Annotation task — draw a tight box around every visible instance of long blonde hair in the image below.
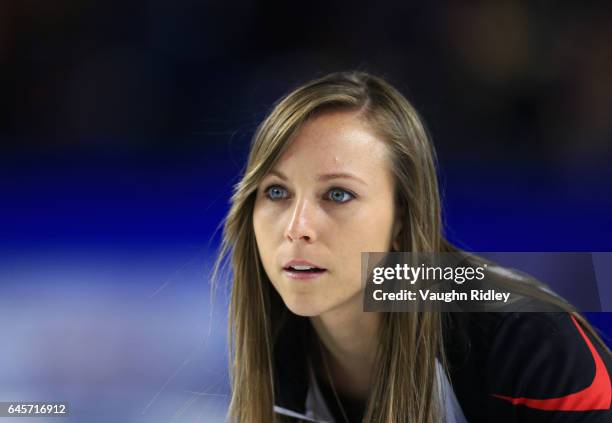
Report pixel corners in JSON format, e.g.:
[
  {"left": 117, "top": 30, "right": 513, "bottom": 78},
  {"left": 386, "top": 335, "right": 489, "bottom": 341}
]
[{"left": 212, "top": 71, "right": 610, "bottom": 422}]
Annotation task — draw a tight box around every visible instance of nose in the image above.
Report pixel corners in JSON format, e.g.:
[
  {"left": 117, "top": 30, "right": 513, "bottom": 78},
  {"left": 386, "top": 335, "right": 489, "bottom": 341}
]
[{"left": 284, "top": 198, "right": 317, "bottom": 243}]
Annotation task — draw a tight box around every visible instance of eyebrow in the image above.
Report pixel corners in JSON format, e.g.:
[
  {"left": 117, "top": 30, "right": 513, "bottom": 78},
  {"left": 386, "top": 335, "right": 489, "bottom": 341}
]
[{"left": 268, "top": 169, "right": 367, "bottom": 186}]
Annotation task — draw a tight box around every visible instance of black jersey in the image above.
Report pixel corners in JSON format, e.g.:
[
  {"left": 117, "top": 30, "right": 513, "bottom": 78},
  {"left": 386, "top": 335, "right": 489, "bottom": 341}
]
[
  {"left": 444, "top": 311, "right": 611, "bottom": 422},
  {"left": 273, "top": 311, "right": 612, "bottom": 422}
]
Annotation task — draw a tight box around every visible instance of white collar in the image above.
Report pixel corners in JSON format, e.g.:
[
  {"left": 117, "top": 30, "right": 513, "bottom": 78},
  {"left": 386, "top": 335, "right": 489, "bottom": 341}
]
[{"left": 274, "top": 359, "right": 468, "bottom": 422}]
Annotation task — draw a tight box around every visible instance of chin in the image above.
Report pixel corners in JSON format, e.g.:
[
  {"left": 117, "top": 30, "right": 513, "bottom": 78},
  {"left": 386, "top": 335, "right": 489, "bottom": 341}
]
[{"left": 282, "top": 295, "right": 327, "bottom": 317}]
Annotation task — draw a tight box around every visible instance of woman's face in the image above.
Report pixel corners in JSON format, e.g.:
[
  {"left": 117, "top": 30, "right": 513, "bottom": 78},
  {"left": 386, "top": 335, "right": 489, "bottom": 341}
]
[{"left": 253, "top": 109, "right": 400, "bottom": 317}]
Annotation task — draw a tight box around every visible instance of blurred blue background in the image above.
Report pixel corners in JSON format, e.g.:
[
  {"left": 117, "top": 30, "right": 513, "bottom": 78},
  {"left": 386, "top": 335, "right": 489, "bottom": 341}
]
[{"left": 1, "top": 1, "right": 611, "bottom": 422}]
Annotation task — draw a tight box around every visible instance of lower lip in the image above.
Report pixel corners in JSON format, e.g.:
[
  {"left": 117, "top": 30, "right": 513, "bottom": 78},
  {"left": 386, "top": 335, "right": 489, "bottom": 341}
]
[{"left": 283, "top": 269, "right": 327, "bottom": 280}]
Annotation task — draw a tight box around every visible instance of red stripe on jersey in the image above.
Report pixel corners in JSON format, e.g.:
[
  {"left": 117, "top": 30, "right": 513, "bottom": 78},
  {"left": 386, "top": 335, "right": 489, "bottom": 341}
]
[{"left": 492, "top": 314, "right": 611, "bottom": 411}]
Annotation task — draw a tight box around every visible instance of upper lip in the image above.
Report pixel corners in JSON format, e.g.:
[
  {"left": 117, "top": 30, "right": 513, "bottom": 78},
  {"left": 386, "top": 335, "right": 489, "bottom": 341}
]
[{"left": 283, "top": 259, "right": 326, "bottom": 270}]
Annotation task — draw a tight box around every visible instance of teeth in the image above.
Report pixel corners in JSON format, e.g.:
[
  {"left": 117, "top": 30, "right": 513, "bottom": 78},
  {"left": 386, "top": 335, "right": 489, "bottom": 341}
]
[{"left": 291, "top": 265, "right": 315, "bottom": 270}]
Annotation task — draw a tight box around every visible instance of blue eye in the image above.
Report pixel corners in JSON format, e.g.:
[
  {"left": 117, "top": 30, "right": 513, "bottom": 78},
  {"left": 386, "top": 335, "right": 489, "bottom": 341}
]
[
  {"left": 263, "top": 185, "right": 355, "bottom": 204},
  {"left": 264, "top": 185, "right": 288, "bottom": 201},
  {"left": 328, "top": 188, "right": 354, "bottom": 203}
]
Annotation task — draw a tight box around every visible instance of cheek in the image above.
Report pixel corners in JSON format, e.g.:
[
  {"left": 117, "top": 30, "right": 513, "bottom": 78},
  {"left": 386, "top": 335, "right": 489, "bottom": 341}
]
[
  {"left": 253, "top": 202, "right": 280, "bottom": 235},
  {"left": 339, "top": 206, "right": 395, "bottom": 251},
  {"left": 253, "top": 197, "right": 273, "bottom": 231},
  {"left": 334, "top": 216, "right": 394, "bottom": 292},
  {"left": 252, "top": 210, "right": 270, "bottom": 257},
  {"left": 341, "top": 256, "right": 364, "bottom": 290},
  {"left": 253, "top": 207, "right": 283, "bottom": 272}
]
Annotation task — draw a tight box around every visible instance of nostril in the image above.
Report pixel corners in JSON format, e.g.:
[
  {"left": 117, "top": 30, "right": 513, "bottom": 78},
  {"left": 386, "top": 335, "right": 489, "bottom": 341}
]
[{"left": 286, "top": 234, "right": 312, "bottom": 242}]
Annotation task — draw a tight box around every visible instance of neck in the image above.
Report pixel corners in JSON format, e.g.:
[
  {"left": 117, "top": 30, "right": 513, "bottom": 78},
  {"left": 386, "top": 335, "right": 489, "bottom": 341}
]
[{"left": 310, "top": 301, "right": 381, "bottom": 401}]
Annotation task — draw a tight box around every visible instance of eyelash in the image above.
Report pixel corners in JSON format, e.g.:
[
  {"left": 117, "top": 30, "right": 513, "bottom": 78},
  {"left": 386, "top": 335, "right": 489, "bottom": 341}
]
[{"left": 262, "top": 184, "right": 356, "bottom": 204}]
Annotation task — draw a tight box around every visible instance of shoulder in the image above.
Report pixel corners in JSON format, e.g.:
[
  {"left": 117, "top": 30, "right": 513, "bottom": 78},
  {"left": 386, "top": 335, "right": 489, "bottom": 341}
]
[{"left": 445, "top": 312, "right": 612, "bottom": 422}]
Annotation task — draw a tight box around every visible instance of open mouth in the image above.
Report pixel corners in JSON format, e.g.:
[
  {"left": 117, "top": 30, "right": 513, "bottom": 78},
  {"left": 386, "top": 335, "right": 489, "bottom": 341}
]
[
  {"left": 283, "top": 266, "right": 326, "bottom": 273},
  {"left": 282, "top": 264, "right": 328, "bottom": 280}
]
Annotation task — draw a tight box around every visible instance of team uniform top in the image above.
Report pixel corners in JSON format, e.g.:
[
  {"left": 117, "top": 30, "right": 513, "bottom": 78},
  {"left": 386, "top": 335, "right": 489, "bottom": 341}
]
[{"left": 272, "top": 311, "right": 612, "bottom": 422}]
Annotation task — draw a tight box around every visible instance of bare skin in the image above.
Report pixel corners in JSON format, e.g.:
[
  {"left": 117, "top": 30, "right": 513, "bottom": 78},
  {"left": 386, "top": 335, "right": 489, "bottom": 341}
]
[{"left": 253, "top": 109, "right": 401, "bottom": 400}]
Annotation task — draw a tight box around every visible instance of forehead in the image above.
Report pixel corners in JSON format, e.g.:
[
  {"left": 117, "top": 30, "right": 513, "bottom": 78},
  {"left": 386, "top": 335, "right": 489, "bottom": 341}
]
[{"left": 274, "top": 110, "right": 390, "bottom": 174}]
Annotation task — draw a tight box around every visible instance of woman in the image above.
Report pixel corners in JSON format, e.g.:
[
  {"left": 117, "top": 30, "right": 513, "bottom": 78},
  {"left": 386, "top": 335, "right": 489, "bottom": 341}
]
[{"left": 212, "top": 71, "right": 612, "bottom": 422}]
